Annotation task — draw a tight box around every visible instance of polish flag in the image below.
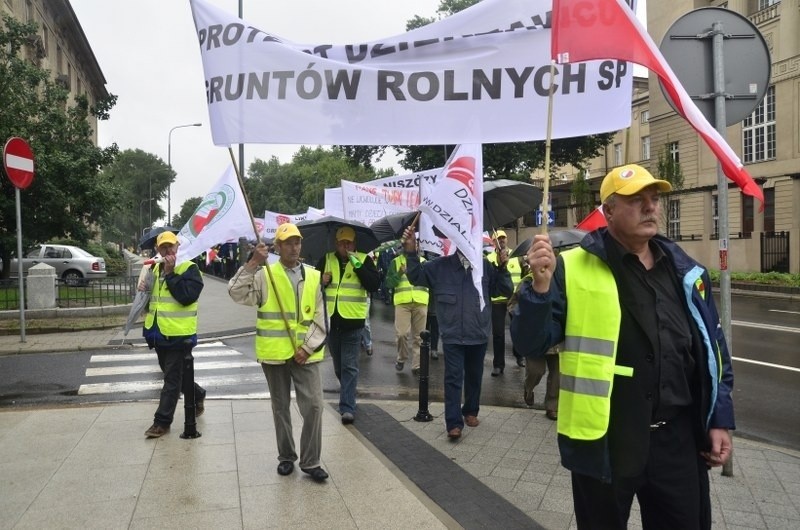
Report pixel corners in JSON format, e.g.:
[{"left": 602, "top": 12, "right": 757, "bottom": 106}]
[
  {"left": 206, "top": 248, "right": 218, "bottom": 267},
  {"left": 576, "top": 206, "right": 607, "bottom": 231},
  {"left": 551, "top": 0, "right": 764, "bottom": 207}
]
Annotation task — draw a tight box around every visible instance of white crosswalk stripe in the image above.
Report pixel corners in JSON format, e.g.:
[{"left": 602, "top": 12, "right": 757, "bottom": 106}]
[{"left": 78, "top": 341, "right": 269, "bottom": 398}]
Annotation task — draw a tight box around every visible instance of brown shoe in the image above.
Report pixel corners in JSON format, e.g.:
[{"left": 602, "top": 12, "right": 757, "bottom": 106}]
[
  {"left": 464, "top": 415, "right": 480, "bottom": 427},
  {"left": 546, "top": 410, "right": 558, "bottom": 421},
  {"left": 447, "top": 427, "right": 462, "bottom": 439},
  {"left": 145, "top": 423, "right": 169, "bottom": 438}
]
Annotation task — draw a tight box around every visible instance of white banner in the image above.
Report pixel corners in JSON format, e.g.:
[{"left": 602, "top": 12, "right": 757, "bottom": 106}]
[
  {"left": 189, "top": 0, "right": 632, "bottom": 145},
  {"left": 262, "top": 210, "right": 309, "bottom": 240},
  {"left": 176, "top": 165, "right": 256, "bottom": 264},
  {"left": 323, "top": 188, "right": 344, "bottom": 218},
  {"left": 306, "top": 206, "right": 325, "bottom": 220},
  {"left": 420, "top": 144, "right": 486, "bottom": 308},
  {"left": 341, "top": 180, "right": 419, "bottom": 227}
]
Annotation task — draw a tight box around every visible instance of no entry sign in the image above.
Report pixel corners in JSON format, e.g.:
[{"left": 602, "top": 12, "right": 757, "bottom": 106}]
[{"left": 3, "top": 137, "right": 35, "bottom": 190}]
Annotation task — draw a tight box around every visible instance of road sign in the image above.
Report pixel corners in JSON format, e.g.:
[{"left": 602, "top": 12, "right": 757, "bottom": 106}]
[
  {"left": 3, "top": 137, "right": 35, "bottom": 190},
  {"left": 536, "top": 210, "right": 555, "bottom": 226}
]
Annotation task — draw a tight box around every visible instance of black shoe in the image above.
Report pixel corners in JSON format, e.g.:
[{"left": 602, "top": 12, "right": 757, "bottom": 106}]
[
  {"left": 516, "top": 358, "right": 526, "bottom": 368},
  {"left": 430, "top": 350, "right": 439, "bottom": 360},
  {"left": 302, "top": 466, "right": 329, "bottom": 481},
  {"left": 491, "top": 367, "right": 502, "bottom": 377},
  {"left": 411, "top": 367, "right": 420, "bottom": 377},
  {"left": 524, "top": 390, "right": 534, "bottom": 407},
  {"left": 341, "top": 412, "right": 354, "bottom": 424},
  {"left": 195, "top": 399, "right": 205, "bottom": 417},
  {"left": 395, "top": 361, "right": 404, "bottom": 372},
  {"left": 277, "top": 461, "right": 294, "bottom": 476}
]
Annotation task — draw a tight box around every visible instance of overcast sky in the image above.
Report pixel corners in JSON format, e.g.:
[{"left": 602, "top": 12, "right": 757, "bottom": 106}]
[{"left": 70, "top": 0, "right": 646, "bottom": 223}]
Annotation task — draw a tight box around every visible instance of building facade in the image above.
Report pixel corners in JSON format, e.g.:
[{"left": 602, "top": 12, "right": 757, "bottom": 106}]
[{"left": 1, "top": 0, "right": 107, "bottom": 143}]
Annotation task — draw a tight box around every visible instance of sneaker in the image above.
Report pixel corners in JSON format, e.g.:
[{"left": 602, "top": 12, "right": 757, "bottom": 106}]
[
  {"left": 366, "top": 346, "right": 373, "bottom": 356},
  {"left": 341, "top": 412, "right": 354, "bottom": 425},
  {"left": 144, "top": 423, "right": 169, "bottom": 438},
  {"left": 430, "top": 350, "right": 439, "bottom": 360},
  {"left": 395, "top": 361, "right": 404, "bottom": 372}
]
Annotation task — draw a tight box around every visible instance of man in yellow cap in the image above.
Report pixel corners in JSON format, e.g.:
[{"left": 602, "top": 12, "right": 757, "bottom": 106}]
[
  {"left": 512, "top": 164, "right": 734, "bottom": 529},
  {"left": 486, "top": 229, "right": 524, "bottom": 376},
  {"left": 141, "top": 231, "right": 205, "bottom": 439},
  {"left": 228, "top": 223, "right": 329, "bottom": 481},
  {"left": 316, "top": 225, "right": 380, "bottom": 425}
]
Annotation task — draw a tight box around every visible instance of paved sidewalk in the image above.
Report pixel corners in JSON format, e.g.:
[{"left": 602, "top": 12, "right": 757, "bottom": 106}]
[{"left": 2, "top": 399, "right": 799, "bottom": 529}]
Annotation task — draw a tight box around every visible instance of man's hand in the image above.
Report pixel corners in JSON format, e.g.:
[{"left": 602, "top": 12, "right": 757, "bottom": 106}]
[
  {"left": 161, "top": 254, "right": 177, "bottom": 275},
  {"left": 497, "top": 247, "right": 509, "bottom": 268},
  {"left": 322, "top": 272, "right": 332, "bottom": 286},
  {"left": 701, "top": 428, "right": 733, "bottom": 467},
  {"left": 399, "top": 264, "right": 406, "bottom": 275},
  {"left": 247, "top": 242, "right": 269, "bottom": 269},
  {"left": 526, "top": 235, "right": 555, "bottom": 294},
  {"left": 401, "top": 227, "right": 416, "bottom": 253},
  {"left": 293, "top": 347, "right": 309, "bottom": 365}
]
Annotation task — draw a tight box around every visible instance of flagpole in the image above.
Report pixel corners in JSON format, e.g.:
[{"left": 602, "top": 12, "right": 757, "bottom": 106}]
[
  {"left": 540, "top": 59, "right": 556, "bottom": 238},
  {"left": 228, "top": 148, "right": 298, "bottom": 352}
]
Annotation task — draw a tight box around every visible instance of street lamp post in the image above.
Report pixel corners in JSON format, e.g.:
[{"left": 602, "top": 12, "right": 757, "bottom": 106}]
[
  {"left": 168, "top": 122, "right": 202, "bottom": 223},
  {"left": 139, "top": 198, "right": 155, "bottom": 241}
]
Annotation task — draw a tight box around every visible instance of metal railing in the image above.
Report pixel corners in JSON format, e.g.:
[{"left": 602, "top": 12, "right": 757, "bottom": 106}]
[{"left": 0, "top": 277, "right": 136, "bottom": 311}]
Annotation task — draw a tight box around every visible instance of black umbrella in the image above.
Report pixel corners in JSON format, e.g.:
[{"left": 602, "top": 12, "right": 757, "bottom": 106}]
[
  {"left": 295, "top": 216, "right": 379, "bottom": 261},
  {"left": 139, "top": 226, "right": 180, "bottom": 251},
  {"left": 370, "top": 211, "right": 420, "bottom": 243},
  {"left": 511, "top": 228, "right": 588, "bottom": 258},
  {"left": 483, "top": 179, "right": 544, "bottom": 231}
]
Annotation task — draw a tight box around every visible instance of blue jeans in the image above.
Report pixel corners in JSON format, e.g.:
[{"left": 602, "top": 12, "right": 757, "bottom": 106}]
[
  {"left": 442, "top": 342, "right": 487, "bottom": 430},
  {"left": 329, "top": 327, "right": 362, "bottom": 415}
]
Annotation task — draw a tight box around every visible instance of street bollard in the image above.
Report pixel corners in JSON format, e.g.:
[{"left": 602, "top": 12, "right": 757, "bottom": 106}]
[
  {"left": 180, "top": 339, "right": 202, "bottom": 439},
  {"left": 414, "top": 330, "right": 433, "bottom": 422}
]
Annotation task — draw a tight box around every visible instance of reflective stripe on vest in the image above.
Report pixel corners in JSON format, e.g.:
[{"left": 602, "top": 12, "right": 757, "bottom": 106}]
[
  {"left": 255, "top": 264, "right": 323, "bottom": 363},
  {"left": 558, "top": 248, "right": 632, "bottom": 441},
  {"left": 324, "top": 252, "right": 368, "bottom": 319},
  {"left": 144, "top": 261, "right": 199, "bottom": 336},
  {"left": 392, "top": 255, "right": 429, "bottom": 305},
  {"left": 487, "top": 251, "right": 521, "bottom": 302}
]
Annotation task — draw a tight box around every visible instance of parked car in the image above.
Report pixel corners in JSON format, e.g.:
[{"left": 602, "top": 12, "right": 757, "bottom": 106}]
[{"left": 6, "top": 244, "right": 107, "bottom": 284}]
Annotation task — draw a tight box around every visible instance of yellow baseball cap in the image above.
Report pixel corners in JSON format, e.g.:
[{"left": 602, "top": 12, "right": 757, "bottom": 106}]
[
  {"left": 275, "top": 223, "right": 302, "bottom": 242},
  {"left": 493, "top": 230, "right": 507, "bottom": 239},
  {"left": 336, "top": 226, "right": 356, "bottom": 242},
  {"left": 156, "top": 232, "right": 178, "bottom": 247},
  {"left": 600, "top": 164, "right": 672, "bottom": 203}
]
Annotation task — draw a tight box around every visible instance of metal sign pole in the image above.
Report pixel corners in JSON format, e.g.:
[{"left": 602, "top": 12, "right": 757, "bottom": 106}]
[{"left": 15, "top": 187, "right": 26, "bottom": 342}]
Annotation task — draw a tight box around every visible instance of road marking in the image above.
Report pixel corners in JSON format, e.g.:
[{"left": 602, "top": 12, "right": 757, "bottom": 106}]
[
  {"left": 90, "top": 350, "right": 244, "bottom": 363},
  {"left": 78, "top": 372, "right": 267, "bottom": 395},
  {"left": 86, "top": 360, "right": 258, "bottom": 376},
  {"left": 732, "top": 357, "right": 800, "bottom": 373},
  {"left": 769, "top": 309, "right": 800, "bottom": 315},
  {"left": 732, "top": 320, "right": 800, "bottom": 334}
]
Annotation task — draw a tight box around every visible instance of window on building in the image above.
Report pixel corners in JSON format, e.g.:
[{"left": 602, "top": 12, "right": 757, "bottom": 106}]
[
  {"left": 758, "top": 0, "right": 779, "bottom": 10},
  {"left": 642, "top": 136, "right": 651, "bottom": 160},
  {"left": 614, "top": 143, "right": 623, "bottom": 166},
  {"left": 25, "top": 0, "right": 32, "bottom": 21},
  {"left": 640, "top": 109, "right": 649, "bottom": 124},
  {"left": 669, "top": 141, "right": 680, "bottom": 164},
  {"left": 742, "top": 85, "right": 776, "bottom": 163},
  {"left": 668, "top": 199, "right": 680, "bottom": 240},
  {"left": 56, "top": 45, "right": 62, "bottom": 73},
  {"left": 764, "top": 188, "right": 775, "bottom": 233},
  {"left": 742, "top": 195, "right": 754, "bottom": 236},
  {"left": 711, "top": 195, "right": 719, "bottom": 239}
]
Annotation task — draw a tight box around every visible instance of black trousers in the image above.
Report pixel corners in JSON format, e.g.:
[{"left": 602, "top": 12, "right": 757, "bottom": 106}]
[
  {"left": 154, "top": 344, "right": 206, "bottom": 427},
  {"left": 571, "top": 411, "right": 710, "bottom": 530},
  {"left": 491, "top": 303, "right": 521, "bottom": 368}
]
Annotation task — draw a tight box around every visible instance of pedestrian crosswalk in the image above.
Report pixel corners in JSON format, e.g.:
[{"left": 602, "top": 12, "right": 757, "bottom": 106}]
[{"left": 78, "top": 341, "right": 270, "bottom": 398}]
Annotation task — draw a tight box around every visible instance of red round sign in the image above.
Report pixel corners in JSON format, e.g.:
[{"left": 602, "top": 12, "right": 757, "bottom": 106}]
[{"left": 3, "top": 137, "right": 35, "bottom": 190}]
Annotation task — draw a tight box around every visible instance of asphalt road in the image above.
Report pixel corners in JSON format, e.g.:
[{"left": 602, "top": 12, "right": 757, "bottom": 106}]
[{"left": 0, "top": 292, "right": 797, "bottom": 452}]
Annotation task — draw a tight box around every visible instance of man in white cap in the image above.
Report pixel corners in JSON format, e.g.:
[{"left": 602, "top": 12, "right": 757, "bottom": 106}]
[
  {"left": 228, "top": 223, "right": 329, "bottom": 482},
  {"left": 512, "top": 164, "right": 734, "bottom": 529},
  {"left": 142, "top": 231, "right": 205, "bottom": 438}
]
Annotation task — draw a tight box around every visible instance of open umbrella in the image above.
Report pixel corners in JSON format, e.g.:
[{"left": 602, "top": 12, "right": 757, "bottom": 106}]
[
  {"left": 483, "top": 179, "right": 544, "bottom": 230},
  {"left": 139, "top": 226, "right": 180, "bottom": 251},
  {"left": 295, "top": 216, "right": 379, "bottom": 262},
  {"left": 511, "top": 228, "right": 588, "bottom": 258},
  {"left": 370, "top": 211, "right": 419, "bottom": 243}
]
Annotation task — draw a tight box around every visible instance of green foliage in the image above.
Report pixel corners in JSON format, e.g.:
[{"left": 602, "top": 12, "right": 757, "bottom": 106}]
[
  {"left": 570, "top": 171, "right": 593, "bottom": 221},
  {"left": 0, "top": 14, "right": 118, "bottom": 277},
  {"left": 656, "top": 143, "right": 684, "bottom": 191},
  {"left": 245, "top": 147, "right": 376, "bottom": 214},
  {"left": 172, "top": 197, "right": 202, "bottom": 229},
  {"left": 707, "top": 269, "right": 800, "bottom": 287}
]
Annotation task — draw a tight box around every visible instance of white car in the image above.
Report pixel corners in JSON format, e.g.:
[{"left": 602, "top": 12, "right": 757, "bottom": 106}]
[{"left": 7, "top": 244, "right": 107, "bottom": 284}]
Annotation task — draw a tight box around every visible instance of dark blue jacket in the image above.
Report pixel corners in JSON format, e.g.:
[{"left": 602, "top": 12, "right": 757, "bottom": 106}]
[
  {"left": 406, "top": 252, "right": 513, "bottom": 345},
  {"left": 511, "top": 229, "right": 734, "bottom": 481}
]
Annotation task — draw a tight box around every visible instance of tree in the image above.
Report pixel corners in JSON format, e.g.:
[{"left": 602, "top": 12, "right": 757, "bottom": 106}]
[
  {"left": 96, "top": 149, "right": 172, "bottom": 248},
  {"left": 244, "top": 147, "right": 376, "bottom": 214},
  {"left": 172, "top": 197, "right": 202, "bottom": 230},
  {"left": 570, "top": 170, "right": 594, "bottom": 224},
  {"left": 335, "top": 1, "right": 614, "bottom": 180},
  {"left": 0, "top": 14, "right": 118, "bottom": 276}
]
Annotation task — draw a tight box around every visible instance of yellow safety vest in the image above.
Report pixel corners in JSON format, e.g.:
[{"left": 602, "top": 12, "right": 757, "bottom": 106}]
[
  {"left": 558, "top": 248, "right": 633, "bottom": 441},
  {"left": 392, "top": 255, "right": 429, "bottom": 305},
  {"left": 324, "top": 252, "right": 368, "bottom": 319},
  {"left": 144, "top": 261, "right": 199, "bottom": 336},
  {"left": 487, "top": 251, "right": 522, "bottom": 302},
  {"left": 255, "top": 264, "right": 323, "bottom": 363}
]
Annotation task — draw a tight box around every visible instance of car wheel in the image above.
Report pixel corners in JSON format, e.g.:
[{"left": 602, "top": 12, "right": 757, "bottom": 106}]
[{"left": 63, "top": 270, "right": 84, "bottom": 286}]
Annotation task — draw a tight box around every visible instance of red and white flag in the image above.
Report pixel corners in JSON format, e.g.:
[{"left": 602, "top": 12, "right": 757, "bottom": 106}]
[
  {"left": 420, "top": 144, "right": 486, "bottom": 308},
  {"left": 176, "top": 165, "right": 255, "bottom": 264},
  {"left": 551, "top": 0, "right": 764, "bottom": 206},
  {"left": 576, "top": 206, "right": 607, "bottom": 231}
]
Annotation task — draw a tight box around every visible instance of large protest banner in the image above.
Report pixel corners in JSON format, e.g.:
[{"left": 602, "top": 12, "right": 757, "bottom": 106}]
[
  {"left": 262, "top": 210, "right": 309, "bottom": 240},
  {"left": 189, "top": 0, "right": 633, "bottom": 146}
]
